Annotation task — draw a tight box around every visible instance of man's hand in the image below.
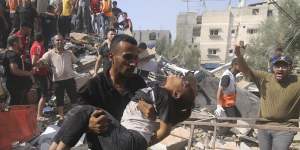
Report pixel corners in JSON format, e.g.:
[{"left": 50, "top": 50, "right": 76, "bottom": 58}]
[
  {"left": 88, "top": 109, "right": 110, "bottom": 134},
  {"left": 234, "top": 45, "right": 241, "bottom": 57},
  {"left": 137, "top": 100, "right": 156, "bottom": 121},
  {"left": 214, "top": 105, "right": 225, "bottom": 117}
]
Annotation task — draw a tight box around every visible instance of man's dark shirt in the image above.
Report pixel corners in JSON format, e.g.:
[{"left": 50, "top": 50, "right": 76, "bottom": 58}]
[
  {"left": 14, "top": 5, "right": 38, "bottom": 29},
  {"left": 220, "top": 75, "right": 230, "bottom": 88},
  {"left": 98, "top": 42, "right": 111, "bottom": 71},
  {"left": 112, "top": 7, "right": 122, "bottom": 18},
  {"left": 40, "top": 13, "right": 57, "bottom": 39},
  {"left": 78, "top": 71, "right": 146, "bottom": 121},
  {"left": 3, "top": 50, "right": 31, "bottom": 88},
  {"left": 131, "top": 85, "right": 192, "bottom": 125}
]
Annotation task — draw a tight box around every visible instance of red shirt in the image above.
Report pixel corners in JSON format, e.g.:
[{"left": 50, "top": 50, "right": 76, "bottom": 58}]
[
  {"left": 91, "top": 0, "right": 102, "bottom": 14},
  {"left": 30, "top": 41, "right": 48, "bottom": 76}
]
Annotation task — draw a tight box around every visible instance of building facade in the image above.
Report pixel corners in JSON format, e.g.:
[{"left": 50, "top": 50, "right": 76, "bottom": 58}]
[
  {"left": 133, "top": 30, "right": 172, "bottom": 47},
  {"left": 176, "top": 1, "right": 278, "bottom": 69}
]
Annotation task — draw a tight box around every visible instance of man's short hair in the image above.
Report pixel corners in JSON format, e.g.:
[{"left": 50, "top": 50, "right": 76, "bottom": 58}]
[
  {"left": 7, "top": 35, "right": 19, "bottom": 47},
  {"left": 51, "top": 34, "right": 64, "bottom": 44},
  {"left": 34, "top": 32, "right": 44, "bottom": 42},
  {"left": 110, "top": 34, "right": 137, "bottom": 53},
  {"left": 105, "top": 28, "right": 116, "bottom": 35},
  {"left": 138, "top": 42, "right": 147, "bottom": 50},
  {"left": 113, "top": 1, "right": 117, "bottom": 5}
]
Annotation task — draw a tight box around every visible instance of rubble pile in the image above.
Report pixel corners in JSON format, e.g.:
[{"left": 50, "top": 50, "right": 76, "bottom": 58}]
[{"left": 6, "top": 35, "right": 300, "bottom": 149}]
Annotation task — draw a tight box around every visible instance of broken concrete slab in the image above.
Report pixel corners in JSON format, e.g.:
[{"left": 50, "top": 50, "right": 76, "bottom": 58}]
[
  {"left": 149, "top": 127, "right": 190, "bottom": 150},
  {"left": 232, "top": 120, "right": 252, "bottom": 135}
]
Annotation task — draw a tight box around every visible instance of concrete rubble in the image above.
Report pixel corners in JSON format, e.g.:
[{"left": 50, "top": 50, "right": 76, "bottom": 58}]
[{"left": 8, "top": 32, "right": 300, "bottom": 150}]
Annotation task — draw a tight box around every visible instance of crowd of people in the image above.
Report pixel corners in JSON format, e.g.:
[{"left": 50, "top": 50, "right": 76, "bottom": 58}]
[
  {"left": 0, "top": 0, "right": 299, "bottom": 150},
  {"left": 0, "top": 0, "right": 134, "bottom": 120}
]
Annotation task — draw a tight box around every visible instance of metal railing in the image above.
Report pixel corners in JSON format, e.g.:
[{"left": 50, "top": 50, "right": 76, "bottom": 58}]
[{"left": 182, "top": 117, "right": 300, "bottom": 150}]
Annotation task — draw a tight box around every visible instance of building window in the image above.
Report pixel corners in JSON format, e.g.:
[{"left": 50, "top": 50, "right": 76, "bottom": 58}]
[
  {"left": 208, "top": 48, "right": 218, "bottom": 55},
  {"left": 231, "top": 29, "right": 235, "bottom": 34},
  {"left": 209, "top": 29, "right": 221, "bottom": 39},
  {"left": 196, "top": 16, "right": 202, "bottom": 24},
  {"left": 229, "top": 49, "right": 233, "bottom": 53},
  {"left": 267, "top": 10, "right": 273, "bottom": 17},
  {"left": 149, "top": 32, "right": 156, "bottom": 40},
  {"left": 247, "top": 28, "right": 258, "bottom": 34},
  {"left": 188, "top": 45, "right": 192, "bottom": 48},
  {"left": 210, "top": 29, "right": 219, "bottom": 36},
  {"left": 252, "top": 9, "right": 259, "bottom": 15},
  {"left": 193, "top": 27, "right": 201, "bottom": 37},
  {"left": 194, "top": 45, "right": 198, "bottom": 48}
]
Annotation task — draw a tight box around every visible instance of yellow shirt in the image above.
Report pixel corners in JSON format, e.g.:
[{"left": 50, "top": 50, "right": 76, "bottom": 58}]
[{"left": 62, "top": 0, "right": 72, "bottom": 16}]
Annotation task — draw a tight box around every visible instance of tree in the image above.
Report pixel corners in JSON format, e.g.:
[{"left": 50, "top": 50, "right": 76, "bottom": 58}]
[
  {"left": 156, "top": 38, "right": 201, "bottom": 70},
  {"left": 246, "top": 0, "right": 300, "bottom": 70}
]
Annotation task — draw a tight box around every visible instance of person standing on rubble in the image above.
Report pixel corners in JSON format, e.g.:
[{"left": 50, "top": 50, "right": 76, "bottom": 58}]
[
  {"left": 58, "top": 0, "right": 75, "bottom": 37},
  {"left": 4, "top": 35, "right": 33, "bottom": 105},
  {"left": 215, "top": 58, "right": 241, "bottom": 118},
  {"left": 37, "top": 34, "right": 82, "bottom": 120},
  {"left": 93, "top": 28, "right": 116, "bottom": 76},
  {"left": 90, "top": 0, "right": 102, "bottom": 35},
  {"left": 30, "top": 33, "right": 49, "bottom": 121},
  {"left": 235, "top": 45, "right": 300, "bottom": 150}
]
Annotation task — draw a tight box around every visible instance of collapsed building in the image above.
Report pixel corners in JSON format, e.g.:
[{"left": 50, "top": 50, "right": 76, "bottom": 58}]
[{"left": 1, "top": 33, "right": 299, "bottom": 150}]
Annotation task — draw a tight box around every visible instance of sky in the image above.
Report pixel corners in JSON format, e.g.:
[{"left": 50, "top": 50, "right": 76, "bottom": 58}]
[{"left": 118, "top": 0, "right": 263, "bottom": 39}]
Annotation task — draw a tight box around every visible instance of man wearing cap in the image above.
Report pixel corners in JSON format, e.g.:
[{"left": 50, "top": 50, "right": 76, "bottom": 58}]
[{"left": 235, "top": 45, "right": 300, "bottom": 150}]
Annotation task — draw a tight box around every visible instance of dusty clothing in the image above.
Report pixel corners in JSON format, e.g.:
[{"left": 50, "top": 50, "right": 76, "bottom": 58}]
[
  {"left": 122, "top": 86, "right": 192, "bottom": 143},
  {"left": 97, "top": 41, "right": 110, "bottom": 71},
  {"left": 251, "top": 70, "right": 300, "bottom": 126},
  {"left": 53, "top": 85, "right": 191, "bottom": 149},
  {"left": 257, "top": 129, "right": 297, "bottom": 150},
  {"left": 53, "top": 105, "right": 148, "bottom": 150},
  {"left": 67, "top": 71, "right": 146, "bottom": 149},
  {"left": 40, "top": 49, "right": 78, "bottom": 82},
  {"left": 219, "top": 69, "right": 237, "bottom": 108}
]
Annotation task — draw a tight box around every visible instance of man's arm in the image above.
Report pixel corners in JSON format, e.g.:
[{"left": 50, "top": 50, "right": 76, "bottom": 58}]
[
  {"left": 235, "top": 45, "right": 255, "bottom": 79},
  {"left": 9, "top": 63, "right": 32, "bottom": 76},
  {"left": 149, "top": 120, "right": 172, "bottom": 146},
  {"left": 216, "top": 86, "right": 223, "bottom": 105},
  {"left": 93, "top": 55, "right": 102, "bottom": 76}
]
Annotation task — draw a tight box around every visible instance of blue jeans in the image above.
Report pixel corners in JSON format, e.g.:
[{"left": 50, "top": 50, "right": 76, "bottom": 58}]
[
  {"left": 257, "top": 129, "right": 296, "bottom": 150},
  {"left": 91, "top": 13, "right": 103, "bottom": 35}
]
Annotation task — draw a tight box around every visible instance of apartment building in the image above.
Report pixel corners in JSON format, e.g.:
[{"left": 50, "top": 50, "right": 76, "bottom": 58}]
[
  {"left": 133, "top": 30, "right": 172, "bottom": 48},
  {"left": 176, "top": 1, "right": 278, "bottom": 70}
]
